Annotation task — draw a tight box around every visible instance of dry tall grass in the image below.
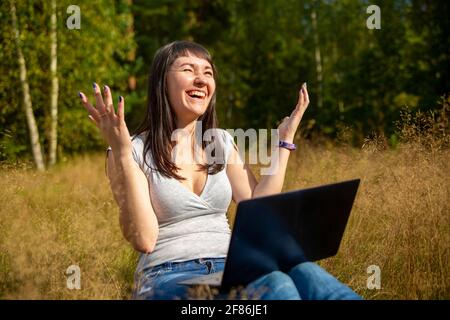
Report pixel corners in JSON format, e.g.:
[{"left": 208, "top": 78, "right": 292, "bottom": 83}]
[
  {"left": 0, "top": 155, "right": 137, "bottom": 299},
  {"left": 1, "top": 102, "right": 449, "bottom": 299}
]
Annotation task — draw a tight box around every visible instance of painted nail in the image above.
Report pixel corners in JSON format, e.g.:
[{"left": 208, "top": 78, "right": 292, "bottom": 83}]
[
  {"left": 93, "top": 82, "right": 97, "bottom": 90},
  {"left": 78, "top": 92, "right": 82, "bottom": 99},
  {"left": 119, "top": 96, "right": 123, "bottom": 102},
  {"left": 104, "top": 85, "right": 109, "bottom": 92}
]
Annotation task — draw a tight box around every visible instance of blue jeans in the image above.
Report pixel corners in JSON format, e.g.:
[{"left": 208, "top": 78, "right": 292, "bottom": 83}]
[{"left": 133, "top": 258, "right": 362, "bottom": 300}]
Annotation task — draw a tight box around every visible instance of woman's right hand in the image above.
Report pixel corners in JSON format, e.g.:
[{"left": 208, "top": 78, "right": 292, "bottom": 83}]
[{"left": 79, "top": 83, "right": 132, "bottom": 157}]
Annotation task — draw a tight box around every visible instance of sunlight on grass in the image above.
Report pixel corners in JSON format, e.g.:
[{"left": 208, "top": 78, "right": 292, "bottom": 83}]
[{"left": 1, "top": 104, "right": 449, "bottom": 299}]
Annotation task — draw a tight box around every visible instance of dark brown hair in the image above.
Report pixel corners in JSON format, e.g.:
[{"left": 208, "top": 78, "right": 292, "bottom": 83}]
[{"left": 132, "top": 41, "right": 224, "bottom": 180}]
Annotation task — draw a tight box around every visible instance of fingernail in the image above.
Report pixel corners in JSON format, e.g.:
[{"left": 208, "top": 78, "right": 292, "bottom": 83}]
[
  {"left": 119, "top": 96, "right": 123, "bottom": 102},
  {"left": 78, "top": 92, "right": 82, "bottom": 99},
  {"left": 93, "top": 82, "right": 97, "bottom": 90},
  {"left": 104, "top": 85, "right": 109, "bottom": 92},
  {"left": 302, "top": 82, "right": 306, "bottom": 88}
]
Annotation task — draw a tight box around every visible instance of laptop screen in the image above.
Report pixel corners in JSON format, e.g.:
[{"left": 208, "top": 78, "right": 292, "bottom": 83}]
[{"left": 220, "top": 179, "right": 360, "bottom": 291}]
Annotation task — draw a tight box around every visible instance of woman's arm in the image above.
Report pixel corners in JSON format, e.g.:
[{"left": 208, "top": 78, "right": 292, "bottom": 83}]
[
  {"left": 226, "top": 142, "right": 291, "bottom": 203},
  {"left": 227, "top": 83, "right": 309, "bottom": 203},
  {"left": 80, "top": 84, "right": 158, "bottom": 253},
  {"left": 107, "top": 150, "right": 159, "bottom": 253}
]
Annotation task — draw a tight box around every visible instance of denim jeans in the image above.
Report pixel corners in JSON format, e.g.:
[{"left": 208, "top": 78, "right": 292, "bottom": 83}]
[{"left": 133, "top": 258, "right": 362, "bottom": 300}]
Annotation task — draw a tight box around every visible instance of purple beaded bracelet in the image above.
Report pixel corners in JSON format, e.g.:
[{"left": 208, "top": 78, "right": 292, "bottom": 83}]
[{"left": 279, "top": 140, "right": 297, "bottom": 151}]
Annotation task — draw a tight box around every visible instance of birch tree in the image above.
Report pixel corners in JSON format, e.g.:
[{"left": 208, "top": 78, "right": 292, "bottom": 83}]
[
  {"left": 10, "top": 0, "right": 45, "bottom": 170},
  {"left": 48, "top": 0, "right": 58, "bottom": 166}
]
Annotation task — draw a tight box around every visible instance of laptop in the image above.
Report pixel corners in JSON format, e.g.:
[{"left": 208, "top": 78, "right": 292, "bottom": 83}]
[{"left": 179, "top": 178, "right": 361, "bottom": 292}]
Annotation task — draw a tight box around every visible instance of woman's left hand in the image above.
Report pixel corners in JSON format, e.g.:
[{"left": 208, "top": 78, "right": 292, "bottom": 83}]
[{"left": 277, "top": 83, "right": 310, "bottom": 142}]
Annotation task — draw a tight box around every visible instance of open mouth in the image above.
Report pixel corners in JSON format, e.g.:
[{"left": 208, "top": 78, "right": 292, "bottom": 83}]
[{"left": 185, "top": 90, "right": 207, "bottom": 100}]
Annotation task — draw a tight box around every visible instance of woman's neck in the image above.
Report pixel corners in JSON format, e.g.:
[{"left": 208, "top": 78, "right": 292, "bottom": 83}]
[
  {"left": 172, "top": 118, "right": 203, "bottom": 160},
  {"left": 175, "top": 119, "right": 197, "bottom": 139},
  {"left": 175, "top": 118, "right": 202, "bottom": 143}
]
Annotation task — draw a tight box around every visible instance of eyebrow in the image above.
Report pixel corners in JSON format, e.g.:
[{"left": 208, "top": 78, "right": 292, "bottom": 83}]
[{"left": 177, "top": 62, "right": 213, "bottom": 71}]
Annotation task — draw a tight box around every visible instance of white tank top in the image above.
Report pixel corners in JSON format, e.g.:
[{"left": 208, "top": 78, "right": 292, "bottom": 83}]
[{"left": 131, "top": 128, "right": 235, "bottom": 271}]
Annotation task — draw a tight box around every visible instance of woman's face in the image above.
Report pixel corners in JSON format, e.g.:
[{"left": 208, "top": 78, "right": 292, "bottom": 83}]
[{"left": 166, "top": 54, "right": 216, "bottom": 125}]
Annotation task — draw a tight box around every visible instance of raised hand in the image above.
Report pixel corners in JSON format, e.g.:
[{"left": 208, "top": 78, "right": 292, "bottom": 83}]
[
  {"left": 277, "top": 82, "right": 310, "bottom": 142},
  {"left": 79, "top": 83, "right": 132, "bottom": 157}
]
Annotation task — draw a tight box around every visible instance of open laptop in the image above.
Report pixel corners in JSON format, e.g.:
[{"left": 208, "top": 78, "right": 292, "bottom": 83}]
[{"left": 179, "top": 178, "right": 361, "bottom": 292}]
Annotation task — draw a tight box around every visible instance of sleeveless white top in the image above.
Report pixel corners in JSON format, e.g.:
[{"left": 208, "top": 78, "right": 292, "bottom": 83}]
[{"left": 131, "top": 128, "right": 235, "bottom": 271}]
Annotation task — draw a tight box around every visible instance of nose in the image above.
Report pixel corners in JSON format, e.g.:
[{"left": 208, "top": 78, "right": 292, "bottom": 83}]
[{"left": 193, "top": 72, "right": 208, "bottom": 86}]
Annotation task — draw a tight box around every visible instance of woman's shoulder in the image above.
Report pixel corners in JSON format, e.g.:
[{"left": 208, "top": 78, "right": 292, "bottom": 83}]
[
  {"left": 210, "top": 128, "right": 234, "bottom": 144},
  {"left": 131, "top": 131, "right": 148, "bottom": 150},
  {"left": 210, "top": 128, "right": 236, "bottom": 164},
  {"left": 130, "top": 131, "right": 153, "bottom": 169}
]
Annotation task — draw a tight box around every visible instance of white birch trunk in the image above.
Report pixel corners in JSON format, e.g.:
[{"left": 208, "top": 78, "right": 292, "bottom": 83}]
[
  {"left": 10, "top": 0, "right": 45, "bottom": 171},
  {"left": 49, "top": 0, "right": 59, "bottom": 166}
]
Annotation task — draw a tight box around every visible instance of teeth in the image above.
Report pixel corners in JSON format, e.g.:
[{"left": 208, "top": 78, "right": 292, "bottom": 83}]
[{"left": 186, "top": 90, "right": 206, "bottom": 98}]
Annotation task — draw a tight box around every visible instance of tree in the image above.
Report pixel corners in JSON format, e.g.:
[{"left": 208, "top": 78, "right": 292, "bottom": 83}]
[
  {"left": 48, "top": 0, "right": 58, "bottom": 166},
  {"left": 0, "top": 0, "right": 136, "bottom": 165},
  {"left": 9, "top": 0, "right": 45, "bottom": 170}
]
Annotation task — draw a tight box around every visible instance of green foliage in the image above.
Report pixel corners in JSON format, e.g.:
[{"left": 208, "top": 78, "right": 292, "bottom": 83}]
[
  {"left": 0, "top": 0, "right": 448, "bottom": 162},
  {"left": 130, "top": 0, "right": 449, "bottom": 142},
  {"left": 0, "top": 0, "right": 136, "bottom": 161}
]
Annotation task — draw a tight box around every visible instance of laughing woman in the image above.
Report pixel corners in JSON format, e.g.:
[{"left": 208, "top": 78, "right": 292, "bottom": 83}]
[{"left": 79, "top": 41, "right": 361, "bottom": 300}]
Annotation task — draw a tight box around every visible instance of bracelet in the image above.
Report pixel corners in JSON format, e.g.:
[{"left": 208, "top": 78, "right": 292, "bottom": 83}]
[{"left": 279, "top": 140, "right": 297, "bottom": 151}]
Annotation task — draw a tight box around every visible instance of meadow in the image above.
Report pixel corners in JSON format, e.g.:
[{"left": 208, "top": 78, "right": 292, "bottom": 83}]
[{"left": 1, "top": 107, "right": 449, "bottom": 299}]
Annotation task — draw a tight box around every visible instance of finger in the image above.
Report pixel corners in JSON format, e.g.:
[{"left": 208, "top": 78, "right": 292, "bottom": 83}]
[
  {"left": 277, "top": 116, "right": 289, "bottom": 127},
  {"left": 302, "top": 82, "right": 309, "bottom": 106},
  {"left": 103, "top": 85, "right": 115, "bottom": 116},
  {"left": 93, "top": 82, "right": 106, "bottom": 113},
  {"left": 303, "top": 83, "right": 310, "bottom": 104},
  {"left": 88, "top": 115, "right": 99, "bottom": 126},
  {"left": 290, "top": 107, "right": 302, "bottom": 122},
  {"left": 296, "top": 84, "right": 305, "bottom": 107},
  {"left": 290, "top": 87, "right": 304, "bottom": 118},
  {"left": 117, "top": 96, "right": 125, "bottom": 122},
  {"left": 300, "top": 82, "right": 307, "bottom": 106},
  {"left": 79, "top": 92, "right": 101, "bottom": 123}
]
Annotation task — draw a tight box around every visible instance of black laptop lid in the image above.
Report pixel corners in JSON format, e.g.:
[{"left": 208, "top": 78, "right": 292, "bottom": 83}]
[{"left": 220, "top": 179, "right": 360, "bottom": 291}]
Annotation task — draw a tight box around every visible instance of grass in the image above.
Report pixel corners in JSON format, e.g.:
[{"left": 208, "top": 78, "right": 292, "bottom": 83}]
[
  {"left": 1, "top": 102, "right": 449, "bottom": 299},
  {"left": 0, "top": 155, "right": 137, "bottom": 299}
]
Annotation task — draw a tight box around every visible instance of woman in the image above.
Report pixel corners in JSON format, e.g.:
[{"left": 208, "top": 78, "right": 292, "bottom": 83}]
[{"left": 79, "top": 41, "right": 361, "bottom": 300}]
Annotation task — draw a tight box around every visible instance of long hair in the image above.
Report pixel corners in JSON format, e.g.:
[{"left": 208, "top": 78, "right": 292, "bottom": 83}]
[{"left": 132, "top": 41, "right": 224, "bottom": 180}]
